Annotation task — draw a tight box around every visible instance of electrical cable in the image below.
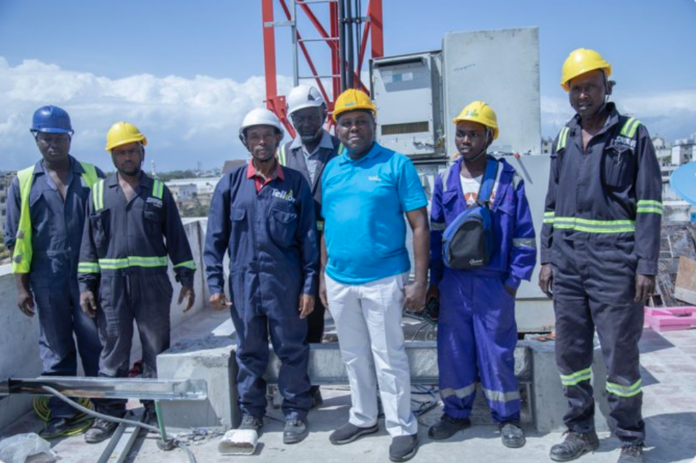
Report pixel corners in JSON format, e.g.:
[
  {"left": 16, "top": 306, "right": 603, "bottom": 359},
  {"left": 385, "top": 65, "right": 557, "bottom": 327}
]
[{"left": 42, "top": 386, "right": 197, "bottom": 463}]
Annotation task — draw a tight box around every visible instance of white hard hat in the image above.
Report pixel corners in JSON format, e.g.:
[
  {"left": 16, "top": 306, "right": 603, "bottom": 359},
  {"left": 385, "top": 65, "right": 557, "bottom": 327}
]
[
  {"left": 287, "top": 85, "right": 326, "bottom": 116},
  {"left": 239, "top": 108, "right": 284, "bottom": 137}
]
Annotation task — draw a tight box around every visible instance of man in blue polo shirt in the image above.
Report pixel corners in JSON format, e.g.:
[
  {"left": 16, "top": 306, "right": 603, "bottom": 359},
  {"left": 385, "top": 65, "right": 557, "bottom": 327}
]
[{"left": 320, "top": 89, "right": 429, "bottom": 463}]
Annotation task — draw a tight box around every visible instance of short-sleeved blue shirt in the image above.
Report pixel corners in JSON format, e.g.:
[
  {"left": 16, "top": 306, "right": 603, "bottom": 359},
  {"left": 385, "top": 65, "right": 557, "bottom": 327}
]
[{"left": 321, "top": 142, "right": 428, "bottom": 285}]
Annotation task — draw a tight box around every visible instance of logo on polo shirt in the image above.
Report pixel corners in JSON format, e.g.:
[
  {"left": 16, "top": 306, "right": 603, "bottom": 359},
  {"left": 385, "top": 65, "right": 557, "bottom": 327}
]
[
  {"left": 272, "top": 188, "right": 296, "bottom": 203},
  {"left": 368, "top": 175, "right": 382, "bottom": 182}
]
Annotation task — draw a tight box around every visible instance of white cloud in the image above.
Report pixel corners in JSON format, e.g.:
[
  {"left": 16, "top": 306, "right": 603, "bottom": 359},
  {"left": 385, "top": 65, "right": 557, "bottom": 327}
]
[
  {"left": 0, "top": 56, "right": 294, "bottom": 171},
  {"left": 2, "top": 56, "right": 694, "bottom": 171}
]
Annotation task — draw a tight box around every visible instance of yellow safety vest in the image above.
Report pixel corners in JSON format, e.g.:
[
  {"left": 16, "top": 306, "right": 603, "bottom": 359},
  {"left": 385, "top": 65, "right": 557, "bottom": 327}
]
[{"left": 12, "top": 162, "right": 99, "bottom": 274}]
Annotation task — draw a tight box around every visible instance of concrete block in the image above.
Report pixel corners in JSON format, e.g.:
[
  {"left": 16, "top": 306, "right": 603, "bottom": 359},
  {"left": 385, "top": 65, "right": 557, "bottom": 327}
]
[
  {"left": 157, "top": 335, "right": 238, "bottom": 431},
  {"left": 528, "top": 339, "right": 610, "bottom": 433}
]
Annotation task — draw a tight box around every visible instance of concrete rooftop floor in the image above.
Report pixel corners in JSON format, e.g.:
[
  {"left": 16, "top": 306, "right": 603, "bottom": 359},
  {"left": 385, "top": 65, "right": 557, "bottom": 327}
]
[{"left": 2, "top": 309, "right": 696, "bottom": 463}]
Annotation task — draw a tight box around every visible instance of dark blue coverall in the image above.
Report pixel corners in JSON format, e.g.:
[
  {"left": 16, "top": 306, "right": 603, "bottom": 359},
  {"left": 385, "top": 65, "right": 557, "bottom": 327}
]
[
  {"left": 278, "top": 131, "right": 340, "bottom": 378},
  {"left": 430, "top": 156, "right": 536, "bottom": 423},
  {"left": 204, "top": 163, "right": 318, "bottom": 421},
  {"left": 4, "top": 156, "right": 107, "bottom": 417},
  {"left": 541, "top": 103, "right": 662, "bottom": 444},
  {"left": 78, "top": 173, "right": 196, "bottom": 415}
]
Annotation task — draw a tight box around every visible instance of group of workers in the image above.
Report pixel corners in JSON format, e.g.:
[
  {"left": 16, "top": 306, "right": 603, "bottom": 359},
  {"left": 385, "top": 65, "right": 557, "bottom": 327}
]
[{"left": 4, "top": 47, "right": 660, "bottom": 463}]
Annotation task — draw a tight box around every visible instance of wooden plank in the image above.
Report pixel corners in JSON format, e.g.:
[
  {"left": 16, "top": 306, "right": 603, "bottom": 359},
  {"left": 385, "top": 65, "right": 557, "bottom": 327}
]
[{"left": 674, "top": 256, "right": 696, "bottom": 305}]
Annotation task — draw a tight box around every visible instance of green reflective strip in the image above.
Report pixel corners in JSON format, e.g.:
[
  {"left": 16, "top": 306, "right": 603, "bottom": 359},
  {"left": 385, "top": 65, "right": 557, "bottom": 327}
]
[
  {"left": 551, "top": 217, "right": 635, "bottom": 233},
  {"left": 620, "top": 117, "right": 636, "bottom": 136},
  {"left": 620, "top": 117, "right": 642, "bottom": 138},
  {"left": 152, "top": 180, "right": 164, "bottom": 199},
  {"left": 482, "top": 387, "right": 521, "bottom": 403},
  {"left": 606, "top": 379, "right": 642, "bottom": 398},
  {"left": 93, "top": 180, "right": 104, "bottom": 211},
  {"left": 543, "top": 211, "right": 555, "bottom": 224},
  {"left": 557, "top": 127, "right": 570, "bottom": 151},
  {"left": 98, "top": 256, "right": 168, "bottom": 270},
  {"left": 636, "top": 200, "right": 663, "bottom": 215},
  {"left": 440, "top": 382, "right": 477, "bottom": 399},
  {"left": 431, "top": 221, "right": 446, "bottom": 231},
  {"left": 560, "top": 368, "right": 592, "bottom": 386},
  {"left": 278, "top": 145, "right": 286, "bottom": 166},
  {"left": 77, "top": 262, "right": 101, "bottom": 273},
  {"left": 79, "top": 162, "right": 99, "bottom": 188},
  {"left": 637, "top": 207, "right": 663, "bottom": 215},
  {"left": 173, "top": 260, "right": 197, "bottom": 270}
]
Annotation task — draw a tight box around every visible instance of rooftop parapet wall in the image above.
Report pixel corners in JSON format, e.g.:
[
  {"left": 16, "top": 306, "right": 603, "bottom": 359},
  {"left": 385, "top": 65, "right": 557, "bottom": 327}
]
[{"left": 0, "top": 218, "right": 209, "bottom": 432}]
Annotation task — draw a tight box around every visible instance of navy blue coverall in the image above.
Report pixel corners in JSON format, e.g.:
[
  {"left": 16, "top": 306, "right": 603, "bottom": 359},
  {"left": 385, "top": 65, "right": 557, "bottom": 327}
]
[
  {"left": 204, "top": 162, "right": 318, "bottom": 421},
  {"left": 4, "top": 156, "right": 106, "bottom": 417},
  {"left": 541, "top": 103, "right": 662, "bottom": 444},
  {"left": 78, "top": 173, "right": 196, "bottom": 415}
]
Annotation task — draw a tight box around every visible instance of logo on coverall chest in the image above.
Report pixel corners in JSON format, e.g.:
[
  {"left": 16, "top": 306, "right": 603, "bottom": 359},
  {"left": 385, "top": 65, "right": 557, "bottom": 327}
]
[
  {"left": 272, "top": 188, "right": 296, "bottom": 203},
  {"left": 612, "top": 136, "right": 636, "bottom": 150},
  {"left": 146, "top": 197, "right": 163, "bottom": 208}
]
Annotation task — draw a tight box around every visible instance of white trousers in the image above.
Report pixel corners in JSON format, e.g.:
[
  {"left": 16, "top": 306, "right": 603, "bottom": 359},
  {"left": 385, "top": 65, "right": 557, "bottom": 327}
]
[{"left": 326, "top": 272, "right": 418, "bottom": 437}]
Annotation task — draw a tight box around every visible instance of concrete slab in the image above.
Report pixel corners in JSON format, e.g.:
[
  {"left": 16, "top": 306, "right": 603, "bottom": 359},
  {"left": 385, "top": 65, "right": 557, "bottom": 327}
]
[{"left": 3, "top": 308, "right": 696, "bottom": 463}]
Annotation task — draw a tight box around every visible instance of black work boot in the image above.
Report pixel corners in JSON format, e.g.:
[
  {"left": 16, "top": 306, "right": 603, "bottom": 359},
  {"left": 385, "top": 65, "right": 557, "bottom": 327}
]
[
  {"left": 283, "top": 418, "right": 309, "bottom": 444},
  {"left": 617, "top": 443, "right": 644, "bottom": 463},
  {"left": 427, "top": 414, "right": 471, "bottom": 440},
  {"left": 499, "top": 421, "right": 526, "bottom": 448},
  {"left": 85, "top": 418, "right": 119, "bottom": 443},
  {"left": 549, "top": 430, "right": 600, "bottom": 461},
  {"left": 239, "top": 414, "right": 263, "bottom": 431}
]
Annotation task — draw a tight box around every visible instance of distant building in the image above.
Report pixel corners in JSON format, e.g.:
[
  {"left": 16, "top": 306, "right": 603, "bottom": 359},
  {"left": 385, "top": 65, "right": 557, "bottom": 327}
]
[
  {"left": 652, "top": 136, "right": 672, "bottom": 167},
  {"left": 165, "top": 177, "right": 221, "bottom": 212},
  {"left": 672, "top": 139, "right": 695, "bottom": 166},
  {"left": 0, "top": 172, "right": 17, "bottom": 233}
]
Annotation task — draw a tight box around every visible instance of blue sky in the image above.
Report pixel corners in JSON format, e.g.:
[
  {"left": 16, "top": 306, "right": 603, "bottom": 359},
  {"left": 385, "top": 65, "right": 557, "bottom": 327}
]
[{"left": 1, "top": 0, "right": 695, "bottom": 171}]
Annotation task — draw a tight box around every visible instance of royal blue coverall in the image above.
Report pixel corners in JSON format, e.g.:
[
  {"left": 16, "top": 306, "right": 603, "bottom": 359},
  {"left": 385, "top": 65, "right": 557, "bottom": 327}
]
[
  {"left": 78, "top": 173, "right": 196, "bottom": 415},
  {"left": 4, "top": 156, "right": 107, "bottom": 418},
  {"left": 204, "top": 162, "right": 318, "bottom": 421},
  {"left": 430, "top": 156, "right": 536, "bottom": 423},
  {"left": 541, "top": 103, "right": 661, "bottom": 444}
]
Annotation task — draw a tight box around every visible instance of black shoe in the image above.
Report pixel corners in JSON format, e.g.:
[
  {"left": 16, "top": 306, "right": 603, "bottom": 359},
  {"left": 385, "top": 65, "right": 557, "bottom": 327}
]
[
  {"left": 40, "top": 418, "right": 71, "bottom": 439},
  {"left": 329, "top": 422, "right": 379, "bottom": 445},
  {"left": 239, "top": 414, "right": 263, "bottom": 431},
  {"left": 500, "top": 421, "right": 526, "bottom": 448},
  {"left": 389, "top": 434, "right": 418, "bottom": 462},
  {"left": 427, "top": 414, "right": 471, "bottom": 440},
  {"left": 283, "top": 418, "right": 309, "bottom": 444},
  {"left": 85, "top": 418, "right": 119, "bottom": 443},
  {"left": 549, "top": 430, "right": 600, "bottom": 462},
  {"left": 618, "top": 444, "right": 644, "bottom": 463}
]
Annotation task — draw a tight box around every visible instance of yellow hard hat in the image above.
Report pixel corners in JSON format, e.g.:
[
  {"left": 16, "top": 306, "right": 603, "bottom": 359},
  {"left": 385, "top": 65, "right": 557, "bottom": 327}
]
[
  {"left": 105, "top": 121, "right": 148, "bottom": 152},
  {"left": 332, "top": 89, "right": 376, "bottom": 121},
  {"left": 561, "top": 48, "right": 612, "bottom": 92},
  {"left": 453, "top": 101, "right": 499, "bottom": 140}
]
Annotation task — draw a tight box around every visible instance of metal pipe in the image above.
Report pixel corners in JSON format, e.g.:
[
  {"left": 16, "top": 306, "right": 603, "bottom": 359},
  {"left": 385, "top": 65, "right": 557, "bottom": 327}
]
[
  {"left": 345, "top": 0, "right": 355, "bottom": 88},
  {"left": 291, "top": 0, "right": 300, "bottom": 86},
  {"left": 338, "top": 0, "right": 347, "bottom": 91}
]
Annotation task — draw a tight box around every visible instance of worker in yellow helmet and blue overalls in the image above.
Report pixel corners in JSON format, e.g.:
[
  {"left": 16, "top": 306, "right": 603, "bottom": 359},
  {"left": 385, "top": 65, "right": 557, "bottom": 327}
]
[
  {"left": 77, "top": 121, "right": 196, "bottom": 444},
  {"left": 4, "top": 105, "right": 109, "bottom": 439}
]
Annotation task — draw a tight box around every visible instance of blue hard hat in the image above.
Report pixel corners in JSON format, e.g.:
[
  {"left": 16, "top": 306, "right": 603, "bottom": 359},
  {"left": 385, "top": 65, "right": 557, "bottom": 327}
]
[{"left": 30, "top": 105, "right": 74, "bottom": 134}]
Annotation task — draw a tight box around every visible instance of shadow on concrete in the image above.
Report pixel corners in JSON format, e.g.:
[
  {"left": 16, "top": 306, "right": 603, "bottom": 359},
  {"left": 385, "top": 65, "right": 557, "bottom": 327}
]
[
  {"left": 643, "top": 412, "right": 696, "bottom": 463},
  {"left": 639, "top": 365, "right": 660, "bottom": 387},
  {"left": 639, "top": 328, "right": 675, "bottom": 354}
]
